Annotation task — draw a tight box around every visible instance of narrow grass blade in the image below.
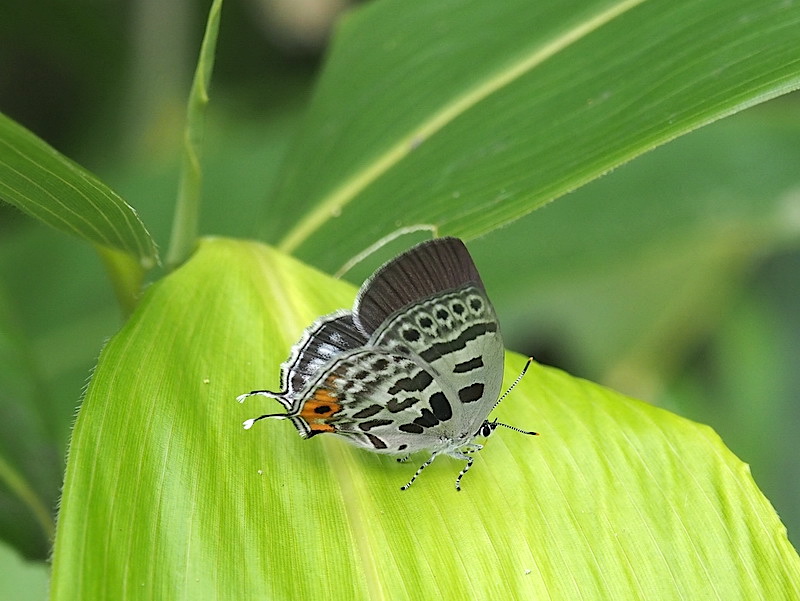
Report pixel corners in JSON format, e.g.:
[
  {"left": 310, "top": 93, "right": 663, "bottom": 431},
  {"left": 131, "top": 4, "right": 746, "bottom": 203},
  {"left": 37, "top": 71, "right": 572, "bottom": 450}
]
[
  {"left": 165, "top": 0, "right": 223, "bottom": 269},
  {"left": 0, "top": 113, "right": 157, "bottom": 268}
]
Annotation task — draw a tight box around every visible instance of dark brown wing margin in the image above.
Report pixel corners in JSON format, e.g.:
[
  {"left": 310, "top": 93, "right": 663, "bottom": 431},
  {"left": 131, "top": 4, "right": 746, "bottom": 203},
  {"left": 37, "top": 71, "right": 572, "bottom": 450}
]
[{"left": 353, "top": 237, "right": 485, "bottom": 335}]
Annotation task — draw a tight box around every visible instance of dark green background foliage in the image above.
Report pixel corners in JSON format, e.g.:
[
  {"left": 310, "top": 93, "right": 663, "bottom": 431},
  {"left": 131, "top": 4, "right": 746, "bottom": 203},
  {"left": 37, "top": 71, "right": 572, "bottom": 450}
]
[{"left": 0, "top": 0, "right": 799, "bottom": 598}]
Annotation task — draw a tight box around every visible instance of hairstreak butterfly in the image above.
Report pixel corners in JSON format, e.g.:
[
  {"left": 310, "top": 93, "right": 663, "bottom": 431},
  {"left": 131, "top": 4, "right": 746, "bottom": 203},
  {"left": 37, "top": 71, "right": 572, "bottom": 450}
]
[{"left": 238, "top": 237, "right": 537, "bottom": 490}]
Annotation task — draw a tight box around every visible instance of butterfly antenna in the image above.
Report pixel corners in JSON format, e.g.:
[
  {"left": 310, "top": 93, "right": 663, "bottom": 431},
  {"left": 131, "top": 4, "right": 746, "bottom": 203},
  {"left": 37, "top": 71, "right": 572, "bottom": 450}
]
[
  {"left": 494, "top": 421, "right": 538, "bottom": 436},
  {"left": 492, "top": 357, "right": 534, "bottom": 411}
]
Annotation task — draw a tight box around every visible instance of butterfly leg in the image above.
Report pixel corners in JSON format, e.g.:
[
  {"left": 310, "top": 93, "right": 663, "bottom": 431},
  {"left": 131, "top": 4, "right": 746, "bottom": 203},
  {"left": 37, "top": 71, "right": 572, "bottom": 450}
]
[
  {"left": 396, "top": 454, "right": 410, "bottom": 463},
  {"left": 400, "top": 452, "right": 438, "bottom": 491},
  {"left": 453, "top": 444, "right": 483, "bottom": 491}
]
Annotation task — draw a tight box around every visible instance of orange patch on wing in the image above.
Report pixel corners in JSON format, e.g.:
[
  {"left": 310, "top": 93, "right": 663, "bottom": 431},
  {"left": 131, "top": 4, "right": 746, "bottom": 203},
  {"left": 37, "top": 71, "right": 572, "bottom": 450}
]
[
  {"left": 314, "top": 387, "right": 338, "bottom": 405},
  {"left": 309, "top": 423, "right": 336, "bottom": 434},
  {"left": 298, "top": 388, "right": 342, "bottom": 421}
]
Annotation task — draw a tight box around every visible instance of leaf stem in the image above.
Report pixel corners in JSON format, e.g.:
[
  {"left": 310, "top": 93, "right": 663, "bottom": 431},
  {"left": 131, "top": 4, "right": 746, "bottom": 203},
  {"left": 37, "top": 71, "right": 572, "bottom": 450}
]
[{"left": 95, "top": 244, "right": 146, "bottom": 317}]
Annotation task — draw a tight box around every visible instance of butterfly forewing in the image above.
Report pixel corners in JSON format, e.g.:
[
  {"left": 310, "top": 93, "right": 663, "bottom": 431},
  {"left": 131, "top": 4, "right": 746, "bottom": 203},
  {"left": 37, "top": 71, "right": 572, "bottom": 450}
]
[{"left": 370, "top": 286, "right": 504, "bottom": 437}]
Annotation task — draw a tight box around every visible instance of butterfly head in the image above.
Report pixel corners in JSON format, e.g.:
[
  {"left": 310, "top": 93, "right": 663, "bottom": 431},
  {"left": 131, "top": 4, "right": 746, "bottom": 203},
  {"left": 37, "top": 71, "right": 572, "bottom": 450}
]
[
  {"left": 474, "top": 357, "right": 539, "bottom": 440},
  {"left": 476, "top": 417, "right": 538, "bottom": 439}
]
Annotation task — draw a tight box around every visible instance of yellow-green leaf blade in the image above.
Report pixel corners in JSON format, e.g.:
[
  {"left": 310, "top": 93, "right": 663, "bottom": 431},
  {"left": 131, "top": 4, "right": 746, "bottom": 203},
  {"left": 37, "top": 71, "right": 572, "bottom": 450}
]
[
  {"left": 51, "top": 239, "right": 800, "bottom": 599},
  {"left": 0, "top": 112, "right": 157, "bottom": 268}
]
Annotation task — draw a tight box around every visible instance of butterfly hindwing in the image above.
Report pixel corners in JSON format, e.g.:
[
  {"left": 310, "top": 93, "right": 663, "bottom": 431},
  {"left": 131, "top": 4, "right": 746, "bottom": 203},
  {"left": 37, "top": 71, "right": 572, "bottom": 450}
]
[
  {"left": 286, "top": 348, "right": 459, "bottom": 454},
  {"left": 275, "top": 311, "right": 368, "bottom": 407}
]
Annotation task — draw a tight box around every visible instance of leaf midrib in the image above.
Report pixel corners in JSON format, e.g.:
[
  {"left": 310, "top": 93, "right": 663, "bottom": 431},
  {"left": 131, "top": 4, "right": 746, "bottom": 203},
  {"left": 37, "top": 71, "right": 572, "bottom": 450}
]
[{"left": 276, "top": 0, "right": 646, "bottom": 254}]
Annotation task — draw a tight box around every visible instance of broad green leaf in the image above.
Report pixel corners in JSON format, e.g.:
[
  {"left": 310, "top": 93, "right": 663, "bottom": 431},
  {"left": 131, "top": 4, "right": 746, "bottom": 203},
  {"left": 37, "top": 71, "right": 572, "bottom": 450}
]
[
  {"left": 263, "top": 0, "right": 800, "bottom": 273},
  {"left": 467, "top": 107, "right": 800, "bottom": 386},
  {"left": 0, "top": 112, "right": 157, "bottom": 268},
  {"left": 51, "top": 238, "right": 800, "bottom": 599}
]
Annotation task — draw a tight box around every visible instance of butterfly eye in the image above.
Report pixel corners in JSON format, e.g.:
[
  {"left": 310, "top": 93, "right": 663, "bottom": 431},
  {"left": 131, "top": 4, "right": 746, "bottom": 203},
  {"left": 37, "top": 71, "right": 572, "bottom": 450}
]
[{"left": 477, "top": 420, "right": 495, "bottom": 438}]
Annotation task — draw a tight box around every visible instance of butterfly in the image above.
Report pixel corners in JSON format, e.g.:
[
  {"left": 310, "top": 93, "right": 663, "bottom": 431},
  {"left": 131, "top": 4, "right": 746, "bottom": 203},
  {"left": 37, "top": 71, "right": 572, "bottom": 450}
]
[{"left": 237, "top": 237, "right": 537, "bottom": 490}]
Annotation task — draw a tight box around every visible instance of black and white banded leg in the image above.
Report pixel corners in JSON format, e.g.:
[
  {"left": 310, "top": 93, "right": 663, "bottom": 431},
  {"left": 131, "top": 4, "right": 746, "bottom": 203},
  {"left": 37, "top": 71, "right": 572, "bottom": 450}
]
[
  {"left": 400, "top": 444, "right": 484, "bottom": 491},
  {"left": 400, "top": 452, "right": 439, "bottom": 491},
  {"left": 453, "top": 445, "right": 483, "bottom": 491}
]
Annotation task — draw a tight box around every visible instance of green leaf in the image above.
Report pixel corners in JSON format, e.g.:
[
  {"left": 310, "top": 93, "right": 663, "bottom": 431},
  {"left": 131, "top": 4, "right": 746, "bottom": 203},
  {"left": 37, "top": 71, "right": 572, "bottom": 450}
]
[
  {"left": 50, "top": 239, "right": 800, "bottom": 599},
  {"left": 0, "top": 112, "right": 157, "bottom": 269},
  {"left": 467, "top": 108, "right": 800, "bottom": 385},
  {"left": 263, "top": 0, "right": 800, "bottom": 273},
  {"left": 165, "top": 0, "right": 223, "bottom": 269}
]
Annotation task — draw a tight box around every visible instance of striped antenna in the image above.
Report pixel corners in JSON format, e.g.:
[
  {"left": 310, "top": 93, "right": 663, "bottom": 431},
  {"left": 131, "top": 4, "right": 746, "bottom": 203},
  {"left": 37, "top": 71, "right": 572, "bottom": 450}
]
[{"left": 492, "top": 356, "right": 534, "bottom": 412}]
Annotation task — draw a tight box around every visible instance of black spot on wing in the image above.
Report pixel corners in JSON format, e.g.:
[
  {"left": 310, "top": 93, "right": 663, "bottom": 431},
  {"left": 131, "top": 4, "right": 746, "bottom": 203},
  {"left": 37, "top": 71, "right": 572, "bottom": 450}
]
[
  {"left": 413, "top": 408, "right": 439, "bottom": 428},
  {"left": 429, "top": 392, "right": 452, "bottom": 421},
  {"left": 387, "top": 396, "right": 420, "bottom": 413},
  {"left": 399, "top": 423, "right": 424, "bottom": 434},
  {"left": 453, "top": 356, "right": 484, "bottom": 373},
  {"left": 365, "top": 433, "right": 387, "bottom": 449},
  {"left": 359, "top": 419, "right": 393, "bottom": 431},
  {"left": 387, "top": 370, "right": 433, "bottom": 395},
  {"left": 418, "top": 322, "right": 497, "bottom": 363},
  {"left": 352, "top": 404, "right": 382, "bottom": 419},
  {"left": 403, "top": 328, "right": 420, "bottom": 342},
  {"left": 371, "top": 358, "right": 390, "bottom": 372},
  {"left": 458, "top": 383, "right": 485, "bottom": 404}
]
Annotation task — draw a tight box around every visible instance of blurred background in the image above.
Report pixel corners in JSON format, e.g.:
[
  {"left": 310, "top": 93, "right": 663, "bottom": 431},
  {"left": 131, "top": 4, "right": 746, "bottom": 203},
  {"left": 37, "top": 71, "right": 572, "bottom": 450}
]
[{"left": 0, "top": 0, "right": 797, "bottom": 591}]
